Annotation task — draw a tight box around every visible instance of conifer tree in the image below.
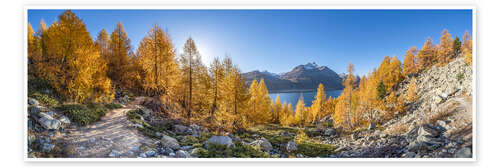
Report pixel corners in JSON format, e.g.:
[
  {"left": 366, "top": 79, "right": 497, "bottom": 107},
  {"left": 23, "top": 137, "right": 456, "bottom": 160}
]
[
  {"left": 437, "top": 29, "right": 454, "bottom": 66},
  {"left": 453, "top": 36, "right": 462, "bottom": 56},
  {"left": 180, "top": 37, "right": 205, "bottom": 123},
  {"left": 417, "top": 37, "right": 437, "bottom": 71},
  {"left": 407, "top": 77, "right": 418, "bottom": 102},
  {"left": 136, "top": 24, "right": 179, "bottom": 96},
  {"left": 42, "top": 10, "right": 112, "bottom": 102},
  {"left": 108, "top": 22, "right": 132, "bottom": 88},
  {"left": 272, "top": 94, "right": 282, "bottom": 124},
  {"left": 403, "top": 46, "right": 418, "bottom": 76},
  {"left": 311, "top": 83, "right": 326, "bottom": 124},
  {"left": 294, "top": 94, "right": 306, "bottom": 127},
  {"left": 462, "top": 31, "right": 473, "bottom": 66}
]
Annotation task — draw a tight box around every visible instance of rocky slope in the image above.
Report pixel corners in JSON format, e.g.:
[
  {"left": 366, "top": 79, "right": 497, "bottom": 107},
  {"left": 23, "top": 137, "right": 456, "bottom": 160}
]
[{"left": 319, "top": 57, "right": 473, "bottom": 158}]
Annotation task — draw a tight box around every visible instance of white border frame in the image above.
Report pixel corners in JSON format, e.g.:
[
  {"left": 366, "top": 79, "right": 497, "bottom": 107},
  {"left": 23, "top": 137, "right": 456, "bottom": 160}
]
[{"left": 23, "top": 5, "right": 476, "bottom": 162}]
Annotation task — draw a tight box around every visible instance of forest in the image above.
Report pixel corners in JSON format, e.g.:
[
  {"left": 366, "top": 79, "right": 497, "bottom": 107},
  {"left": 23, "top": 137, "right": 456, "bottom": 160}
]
[{"left": 27, "top": 10, "right": 473, "bottom": 136}]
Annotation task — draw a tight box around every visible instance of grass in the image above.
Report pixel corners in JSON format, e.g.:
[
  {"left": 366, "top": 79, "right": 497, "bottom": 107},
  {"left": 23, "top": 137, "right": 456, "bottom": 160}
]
[
  {"left": 456, "top": 73, "right": 464, "bottom": 81},
  {"left": 196, "top": 142, "right": 271, "bottom": 158},
  {"left": 29, "top": 92, "right": 60, "bottom": 108},
  {"left": 104, "top": 103, "right": 122, "bottom": 109},
  {"left": 296, "top": 142, "right": 337, "bottom": 157},
  {"left": 56, "top": 103, "right": 109, "bottom": 126}
]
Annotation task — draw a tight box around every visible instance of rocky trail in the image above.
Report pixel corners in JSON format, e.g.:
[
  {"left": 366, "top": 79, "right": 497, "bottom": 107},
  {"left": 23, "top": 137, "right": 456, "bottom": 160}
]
[{"left": 55, "top": 97, "right": 155, "bottom": 158}]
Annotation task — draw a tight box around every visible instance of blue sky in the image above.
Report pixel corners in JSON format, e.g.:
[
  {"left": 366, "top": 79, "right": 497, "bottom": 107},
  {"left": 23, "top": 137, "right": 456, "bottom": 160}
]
[{"left": 27, "top": 9, "right": 472, "bottom": 76}]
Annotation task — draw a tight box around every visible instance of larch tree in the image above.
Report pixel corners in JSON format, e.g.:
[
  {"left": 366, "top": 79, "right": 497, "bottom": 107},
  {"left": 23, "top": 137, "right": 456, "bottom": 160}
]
[
  {"left": 209, "top": 57, "right": 224, "bottom": 126},
  {"left": 109, "top": 22, "right": 132, "bottom": 88},
  {"left": 294, "top": 94, "right": 306, "bottom": 127},
  {"left": 257, "top": 78, "right": 272, "bottom": 124},
  {"left": 310, "top": 83, "right": 326, "bottom": 124},
  {"left": 406, "top": 77, "right": 418, "bottom": 102},
  {"left": 42, "top": 10, "right": 113, "bottom": 102},
  {"left": 462, "top": 31, "right": 473, "bottom": 66},
  {"left": 437, "top": 29, "right": 454, "bottom": 66},
  {"left": 403, "top": 46, "right": 418, "bottom": 76},
  {"left": 248, "top": 78, "right": 259, "bottom": 124},
  {"left": 334, "top": 63, "right": 356, "bottom": 130},
  {"left": 272, "top": 94, "right": 282, "bottom": 124},
  {"left": 417, "top": 37, "right": 437, "bottom": 71},
  {"left": 136, "top": 24, "right": 179, "bottom": 97},
  {"left": 179, "top": 37, "right": 205, "bottom": 123}
]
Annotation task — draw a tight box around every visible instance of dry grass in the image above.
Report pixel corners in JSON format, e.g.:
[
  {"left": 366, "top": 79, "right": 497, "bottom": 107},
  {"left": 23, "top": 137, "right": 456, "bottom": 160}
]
[
  {"left": 384, "top": 122, "right": 409, "bottom": 135},
  {"left": 422, "top": 100, "right": 461, "bottom": 125}
]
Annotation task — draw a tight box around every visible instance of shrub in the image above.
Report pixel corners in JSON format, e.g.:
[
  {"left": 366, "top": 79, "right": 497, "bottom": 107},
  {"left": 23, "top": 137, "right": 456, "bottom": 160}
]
[
  {"left": 456, "top": 73, "right": 464, "bottom": 81},
  {"left": 30, "top": 92, "right": 59, "bottom": 108},
  {"left": 57, "top": 104, "right": 109, "bottom": 126},
  {"left": 104, "top": 103, "right": 122, "bottom": 109}
]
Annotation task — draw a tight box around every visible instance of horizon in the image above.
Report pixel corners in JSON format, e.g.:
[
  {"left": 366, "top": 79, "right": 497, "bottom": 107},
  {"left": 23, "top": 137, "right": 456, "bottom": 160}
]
[{"left": 27, "top": 9, "right": 473, "bottom": 76}]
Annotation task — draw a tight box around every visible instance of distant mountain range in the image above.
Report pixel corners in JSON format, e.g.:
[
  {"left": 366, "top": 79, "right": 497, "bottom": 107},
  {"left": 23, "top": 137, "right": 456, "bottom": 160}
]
[{"left": 242, "top": 62, "right": 346, "bottom": 93}]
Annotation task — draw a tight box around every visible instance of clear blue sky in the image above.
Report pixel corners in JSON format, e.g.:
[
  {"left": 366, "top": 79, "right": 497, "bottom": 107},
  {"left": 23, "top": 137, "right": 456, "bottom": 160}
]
[{"left": 27, "top": 9, "right": 472, "bottom": 76}]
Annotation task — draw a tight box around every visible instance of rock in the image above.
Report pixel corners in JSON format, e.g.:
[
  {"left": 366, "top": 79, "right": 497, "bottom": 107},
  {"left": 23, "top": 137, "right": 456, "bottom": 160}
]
[
  {"left": 403, "top": 152, "right": 416, "bottom": 158},
  {"left": 368, "top": 122, "right": 376, "bottom": 130},
  {"left": 109, "top": 150, "right": 120, "bottom": 157},
  {"left": 454, "top": 147, "right": 472, "bottom": 158},
  {"left": 174, "top": 125, "right": 189, "bottom": 134},
  {"left": 28, "top": 135, "right": 36, "bottom": 146},
  {"left": 418, "top": 124, "right": 441, "bottom": 137},
  {"left": 58, "top": 115, "right": 71, "bottom": 124},
  {"left": 281, "top": 131, "right": 293, "bottom": 137},
  {"left": 251, "top": 137, "right": 273, "bottom": 152},
  {"left": 134, "top": 123, "right": 144, "bottom": 129},
  {"left": 161, "top": 135, "right": 181, "bottom": 150},
  {"left": 146, "top": 150, "right": 156, "bottom": 157},
  {"left": 89, "top": 137, "right": 96, "bottom": 143},
  {"left": 435, "top": 120, "right": 449, "bottom": 132},
  {"left": 286, "top": 141, "right": 297, "bottom": 152},
  {"left": 434, "top": 95, "right": 444, "bottom": 104},
  {"left": 155, "top": 132, "right": 162, "bottom": 137},
  {"left": 296, "top": 154, "right": 304, "bottom": 158},
  {"left": 139, "top": 153, "right": 147, "bottom": 158},
  {"left": 29, "top": 106, "right": 42, "bottom": 116},
  {"left": 37, "top": 112, "right": 61, "bottom": 130},
  {"left": 351, "top": 132, "right": 359, "bottom": 140},
  {"left": 324, "top": 128, "right": 336, "bottom": 136},
  {"left": 41, "top": 143, "right": 54, "bottom": 153},
  {"left": 206, "top": 136, "right": 233, "bottom": 147},
  {"left": 175, "top": 150, "right": 190, "bottom": 158},
  {"left": 28, "top": 98, "right": 39, "bottom": 106}
]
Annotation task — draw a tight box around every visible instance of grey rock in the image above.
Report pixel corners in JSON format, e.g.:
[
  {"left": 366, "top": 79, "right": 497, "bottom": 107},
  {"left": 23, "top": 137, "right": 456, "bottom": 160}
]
[
  {"left": 58, "top": 115, "right": 71, "bottom": 124},
  {"left": 28, "top": 98, "right": 39, "bottom": 106},
  {"left": 139, "top": 153, "right": 147, "bottom": 158},
  {"left": 206, "top": 136, "right": 233, "bottom": 147},
  {"left": 368, "top": 122, "right": 376, "bottom": 130},
  {"left": 174, "top": 125, "right": 189, "bottom": 134},
  {"left": 161, "top": 135, "right": 181, "bottom": 150},
  {"left": 324, "top": 128, "right": 336, "bottom": 136},
  {"left": 37, "top": 112, "right": 61, "bottom": 130},
  {"left": 109, "top": 150, "right": 120, "bottom": 157},
  {"left": 175, "top": 150, "right": 190, "bottom": 158},
  {"left": 418, "top": 124, "right": 441, "bottom": 137},
  {"left": 146, "top": 150, "right": 156, "bottom": 157},
  {"left": 454, "top": 147, "right": 472, "bottom": 158},
  {"left": 251, "top": 137, "right": 273, "bottom": 152},
  {"left": 286, "top": 141, "right": 297, "bottom": 152},
  {"left": 41, "top": 143, "right": 54, "bottom": 153}
]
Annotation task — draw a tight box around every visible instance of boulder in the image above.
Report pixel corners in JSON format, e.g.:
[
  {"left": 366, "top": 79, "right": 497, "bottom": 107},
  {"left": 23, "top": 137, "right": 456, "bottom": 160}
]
[
  {"left": 286, "top": 141, "right": 297, "bottom": 152},
  {"left": 37, "top": 112, "right": 61, "bottom": 130},
  {"left": 29, "top": 106, "right": 42, "bottom": 116},
  {"left": 109, "top": 150, "right": 120, "bottom": 157},
  {"left": 58, "top": 115, "right": 71, "bottom": 124},
  {"left": 454, "top": 147, "right": 472, "bottom": 158},
  {"left": 251, "top": 137, "right": 273, "bottom": 152},
  {"left": 41, "top": 143, "right": 55, "bottom": 153},
  {"left": 324, "top": 128, "right": 336, "bottom": 136},
  {"left": 161, "top": 135, "right": 180, "bottom": 150},
  {"left": 368, "top": 122, "right": 376, "bottom": 130},
  {"left": 206, "top": 136, "right": 233, "bottom": 147},
  {"left": 28, "top": 98, "right": 39, "bottom": 106},
  {"left": 146, "top": 150, "right": 156, "bottom": 157},
  {"left": 175, "top": 150, "right": 190, "bottom": 158},
  {"left": 418, "top": 124, "right": 441, "bottom": 137},
  {"left": 174, "top": 125, "right": 189, "bottom": 134}
]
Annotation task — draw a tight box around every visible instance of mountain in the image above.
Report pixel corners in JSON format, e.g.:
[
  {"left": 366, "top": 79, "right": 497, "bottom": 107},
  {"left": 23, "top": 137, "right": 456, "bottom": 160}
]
[{"left": 242, "top": 62, "right": 343, "bottom": 92}]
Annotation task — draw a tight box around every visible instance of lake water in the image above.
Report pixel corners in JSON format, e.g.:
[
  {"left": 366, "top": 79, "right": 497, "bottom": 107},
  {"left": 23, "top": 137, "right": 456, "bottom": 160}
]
[{"left": 269, "top": 89, "right": 343, "bottom": 108}]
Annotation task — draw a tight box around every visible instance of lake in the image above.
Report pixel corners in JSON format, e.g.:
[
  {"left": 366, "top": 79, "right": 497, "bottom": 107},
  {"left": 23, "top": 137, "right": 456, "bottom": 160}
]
[{"left": 269, "top": 89, "right": 343, "bottom": 108}]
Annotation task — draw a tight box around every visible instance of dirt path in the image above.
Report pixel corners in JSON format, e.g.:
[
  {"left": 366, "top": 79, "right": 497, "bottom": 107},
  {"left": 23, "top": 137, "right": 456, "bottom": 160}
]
[{"left": 56, "top": 97, "right": 155, "bottom": 158}]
